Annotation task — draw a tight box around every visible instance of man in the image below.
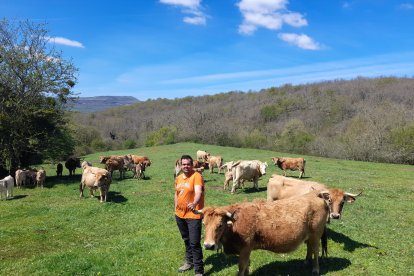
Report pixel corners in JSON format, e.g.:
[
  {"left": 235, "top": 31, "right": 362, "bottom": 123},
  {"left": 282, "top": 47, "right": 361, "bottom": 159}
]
[{"left": 175, "top": 155, "right": 205, "bottom": 276}]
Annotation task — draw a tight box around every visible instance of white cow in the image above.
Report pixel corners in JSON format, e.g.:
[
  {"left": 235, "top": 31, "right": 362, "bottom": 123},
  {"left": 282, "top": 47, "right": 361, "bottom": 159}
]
[
  {"left": 231, "top": 160, "right": 268, "bottom": 194},
  {"left": 0, "top": 175, "right": 14, "bottom": 200}
]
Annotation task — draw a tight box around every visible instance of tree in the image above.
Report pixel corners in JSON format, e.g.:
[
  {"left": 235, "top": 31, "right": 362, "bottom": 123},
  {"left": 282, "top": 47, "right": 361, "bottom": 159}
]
[{"left": 0, "top": 19, "right": 78, "bottom": 172}]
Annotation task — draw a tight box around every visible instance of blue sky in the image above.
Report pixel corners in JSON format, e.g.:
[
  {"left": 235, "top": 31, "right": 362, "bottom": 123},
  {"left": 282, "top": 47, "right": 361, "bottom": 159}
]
[{"left": 2, "top": 0, "right": 414, "bottom": 100}]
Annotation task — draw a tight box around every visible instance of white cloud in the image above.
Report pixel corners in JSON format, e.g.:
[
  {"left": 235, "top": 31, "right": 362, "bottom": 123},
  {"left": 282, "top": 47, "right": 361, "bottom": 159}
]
[
  {"left": 236, "top": 0, "right": 320, "bottom": 50},
  {"left": 237, "top": 0, "right": 307, "bottom": 35},
  {"left": 160, "top": 0, "right": 207, "bottom": 25},
  {"left": 45, "top": 36, "right": 85, "bottom": 48},
  {"left": 278, "top": 33, "right": 321, "bottom": 50}
]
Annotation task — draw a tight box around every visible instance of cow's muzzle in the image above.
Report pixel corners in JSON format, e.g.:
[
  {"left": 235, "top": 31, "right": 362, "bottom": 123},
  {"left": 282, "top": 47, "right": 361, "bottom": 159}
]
[
  {"left": 330, "top": 213, "right": 341, "bottom": 219},
  {"left": 204, "top": 243, "right": 217, "bottom": 251}
]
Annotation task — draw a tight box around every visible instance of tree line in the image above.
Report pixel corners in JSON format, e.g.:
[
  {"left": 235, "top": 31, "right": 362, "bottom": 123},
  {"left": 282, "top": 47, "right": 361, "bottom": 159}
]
[{"left": 73, "top": 77, "right": 414, "bottom": 165}]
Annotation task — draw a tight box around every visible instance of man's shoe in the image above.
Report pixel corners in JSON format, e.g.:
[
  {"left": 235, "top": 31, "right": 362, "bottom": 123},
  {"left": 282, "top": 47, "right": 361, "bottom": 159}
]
[{"left": 178, "top": 262, "right": 193, "bottom": 273}]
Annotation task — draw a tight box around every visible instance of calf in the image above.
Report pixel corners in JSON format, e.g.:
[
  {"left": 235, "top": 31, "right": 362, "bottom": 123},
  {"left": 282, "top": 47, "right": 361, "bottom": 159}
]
[
  {"left": 271, "top": 157, "right": 306, "bottom": 178},
  {"left": 207, "top": 155, "right": 223, "bottom": 174},
  {"left": 36, "top": 169, "right": 46, "bottom": 188},
  {"left": 56, "top": 163, "right": 63, "bottom": 177},
  {"left": 0, "top": 175, "right": 14, "bottom": 200},
  {"left": 15, "top": 169, "right": 26, "bottom": 189},
  {"left": 80, "top": 161, "right": 112, "bottom": 202}
]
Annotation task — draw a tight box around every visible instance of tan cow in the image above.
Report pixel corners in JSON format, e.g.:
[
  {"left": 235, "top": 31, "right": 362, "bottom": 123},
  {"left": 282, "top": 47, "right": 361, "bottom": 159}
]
[
  {"left": 196, "top": 150, "right": 210, "bottom": 162},
  {"left": 267, "top": 174, "right": 361, "bottom": 219},
  {"left": 271, "top": 157, "right": 306, "bottom": 178},
  {"left": 0, "top": 175, "right": 14, "bottom": 200},
  {"left": 80, "top": 162, "right": 112, "bottom": 202},
  {"left": 207, "top": 155, "right": 223, "bottom": 174},
  {"left": 195, "top": 190, "right": 331, "bottom": 275},
  {"left": 15, "top": 169, "right": 26, "bottom": 189},
  {"left": 219, "top": 161, "right": 234, "bottom": 173},
  {"left": 230, "top": 160, "right": 268, "bottom": 194},
  {"left": 35, "top": 169, "right": 46, "bottom": 188}
]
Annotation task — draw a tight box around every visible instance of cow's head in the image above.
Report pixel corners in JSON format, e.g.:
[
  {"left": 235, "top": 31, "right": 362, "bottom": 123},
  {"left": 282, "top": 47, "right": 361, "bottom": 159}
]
[
  {"left": 95, "top": 172, "right": 111, "bottom": 187},
  {"left": 329, "top": 189, "right": 361, "bottom": 219},
  {"left": 194, "top": 207, "right": 235, "bottom": 251},
  {"left": 99, "top": 156, "right": 110, "bottom": 164},
  {"left": 258, "top": 162, "right": 268, "bottom": 176},
  {"left": 81, "top": 161, "right": 92, "bottom": 169}
]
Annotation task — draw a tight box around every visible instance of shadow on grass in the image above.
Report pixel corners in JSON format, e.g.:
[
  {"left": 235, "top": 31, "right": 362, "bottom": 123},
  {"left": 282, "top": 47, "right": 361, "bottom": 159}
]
[
  {"left": 9, "top": 194, "right": 27, "bottom": 200},
  {"left": 205, "top": 253, "right": 350, "bottom": 276},
  {"left": 242, "top": 187, "right": 267, "bottom": 194},
  {"left": 251, "top": 257, "right": 351, "bottom": 276},
  {"left": 327, "top": 228, "right": 378, "bottom": 252},
  {"left": 44, "top": 175, "right": 82, "bottom": 188},
  {"left": 108, "top": 191, "right": 128, "bottom": 203}
]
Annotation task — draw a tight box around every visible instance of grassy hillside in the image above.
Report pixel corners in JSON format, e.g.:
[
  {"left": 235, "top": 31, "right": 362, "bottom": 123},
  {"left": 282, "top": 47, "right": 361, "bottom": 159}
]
[{"left": 1, "top": 143, "right": 413, "bottom": 275}]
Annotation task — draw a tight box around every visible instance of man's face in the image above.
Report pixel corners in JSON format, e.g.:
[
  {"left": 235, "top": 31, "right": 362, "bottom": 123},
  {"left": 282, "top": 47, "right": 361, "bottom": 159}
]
[{"left": 181, "top": 158, "right": 193, "bottom": 174}]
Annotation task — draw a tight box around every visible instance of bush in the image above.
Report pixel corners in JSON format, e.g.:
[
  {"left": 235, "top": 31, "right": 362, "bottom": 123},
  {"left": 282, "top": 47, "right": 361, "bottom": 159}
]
[
  {"left": 124, "top": 139, "right": 137, "bottom": 149},
  {"left": 145, "top": 126, "right": 177, "bottom": 147},
  {"left": 274, "top": 119, "right": 314, "bottom": 154}
]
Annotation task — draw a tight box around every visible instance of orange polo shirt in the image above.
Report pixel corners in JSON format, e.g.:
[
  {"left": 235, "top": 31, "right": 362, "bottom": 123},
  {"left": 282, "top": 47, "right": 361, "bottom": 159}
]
[{"left": 175, "top": 171, "right": 204, "bottom": 219}]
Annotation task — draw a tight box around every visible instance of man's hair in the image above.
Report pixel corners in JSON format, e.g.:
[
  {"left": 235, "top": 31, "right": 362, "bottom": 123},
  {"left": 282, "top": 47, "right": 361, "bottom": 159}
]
[{"left": 180, "top": 154, "right": 193, "bottom": 164}]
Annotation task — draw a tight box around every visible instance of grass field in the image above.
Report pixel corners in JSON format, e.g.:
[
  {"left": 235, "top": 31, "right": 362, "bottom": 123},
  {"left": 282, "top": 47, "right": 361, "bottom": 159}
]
[{"left": 1, "top": 142, "right": 413, "bottom": 275}]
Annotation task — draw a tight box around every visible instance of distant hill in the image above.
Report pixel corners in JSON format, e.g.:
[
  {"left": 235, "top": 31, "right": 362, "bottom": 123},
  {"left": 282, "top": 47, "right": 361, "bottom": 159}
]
[{"left": 70, "top": 96, "right": 139, "bottom": 113}]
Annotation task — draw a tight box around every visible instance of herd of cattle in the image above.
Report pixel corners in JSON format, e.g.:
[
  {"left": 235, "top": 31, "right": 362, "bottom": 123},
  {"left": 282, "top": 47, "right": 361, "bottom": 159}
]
[{"left": 0, "top": 149, "right": 361, "bottom": 275}]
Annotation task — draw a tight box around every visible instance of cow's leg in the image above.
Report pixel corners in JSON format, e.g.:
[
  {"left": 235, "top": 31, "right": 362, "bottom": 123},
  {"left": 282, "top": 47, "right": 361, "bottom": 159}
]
[
  {"left": 307, "top": 236, "right": 320, "bottom": 275},
  {"left": 79, "top": 183, "right": 84, "bottom": 198},
  {"left": 89, "top": 188, "right": 94, "bottom": 198},
  {"left": 238, "top": 249, "right": 251, "bottom": 276},
  {"left": 283, "top": 170, "right": 286, "bottom": 176},
  {"left": 231, "top": 179, "right": 238, "bottom": 194},
  {"left": 299, "top": 170, "right": 304, "bottom": 178},
  {"left": 253, "top": 177, "right": 259, "bottom": 190}
]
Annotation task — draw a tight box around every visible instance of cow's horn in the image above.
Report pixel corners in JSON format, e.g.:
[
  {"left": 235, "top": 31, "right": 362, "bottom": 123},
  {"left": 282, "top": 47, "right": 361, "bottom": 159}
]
[
  {"left": 345, "top": 191, "right": 363, "bottom": 197},
  {"left": 226, "top": 211, "right": 232, "bottom": 218}
]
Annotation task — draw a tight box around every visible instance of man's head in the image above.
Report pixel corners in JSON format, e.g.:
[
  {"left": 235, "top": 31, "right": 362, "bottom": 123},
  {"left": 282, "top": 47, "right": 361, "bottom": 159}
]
[{"left": 180, "top": 155, "right": 194, "bottom": 175}]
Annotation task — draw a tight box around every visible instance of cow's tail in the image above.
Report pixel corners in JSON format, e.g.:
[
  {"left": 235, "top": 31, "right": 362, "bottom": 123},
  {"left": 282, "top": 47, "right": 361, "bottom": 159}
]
[{"left": 321, "top": 226, "right": 328, "bottom": 258}]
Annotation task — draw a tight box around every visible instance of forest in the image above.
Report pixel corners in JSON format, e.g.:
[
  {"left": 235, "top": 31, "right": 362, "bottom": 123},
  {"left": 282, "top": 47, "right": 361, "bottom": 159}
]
[{"left": 72, "top": 76, "right": 414, "bottom": 165}]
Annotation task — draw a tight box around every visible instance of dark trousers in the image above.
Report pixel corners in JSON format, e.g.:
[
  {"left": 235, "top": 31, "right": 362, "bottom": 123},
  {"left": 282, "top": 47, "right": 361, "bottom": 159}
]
[{"left": 175, "top": 215, "right": 204, "bottom": 274}]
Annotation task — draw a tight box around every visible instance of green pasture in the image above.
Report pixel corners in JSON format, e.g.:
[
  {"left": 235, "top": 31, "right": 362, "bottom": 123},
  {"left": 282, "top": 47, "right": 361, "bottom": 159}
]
[{"left": 1, "top": 143, "right": 413, "bottom": 275}]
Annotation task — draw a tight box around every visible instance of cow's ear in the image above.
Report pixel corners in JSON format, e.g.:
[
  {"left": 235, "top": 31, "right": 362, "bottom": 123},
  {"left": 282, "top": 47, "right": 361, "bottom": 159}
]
[{"left": 318, "top": 190, "right": 331, "bottom": 201}]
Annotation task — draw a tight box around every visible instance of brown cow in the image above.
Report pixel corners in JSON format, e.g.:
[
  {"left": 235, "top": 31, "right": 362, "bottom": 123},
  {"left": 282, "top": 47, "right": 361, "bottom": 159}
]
[
  {"left": 271, "top": 157, "right": 306, "bottom": 178},
  {"left": 130, "top": 155, "right": 152, "bottom": 167},
  {"left": 267, "top": 174, "right": 361, "bottom": 220},
  {"left": 195, "top": 190, "right": 331, "bottom": 275},
  {"left": 207, "top": 155, "right": 223, "bottom": 173}
]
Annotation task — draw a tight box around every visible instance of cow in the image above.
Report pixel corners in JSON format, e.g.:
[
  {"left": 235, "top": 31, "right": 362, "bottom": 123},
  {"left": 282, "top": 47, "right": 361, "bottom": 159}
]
[
  {"left": 80, "top": 161, "right": 112, "bottom": 202},
  {"left": 0, "top": 175, "right": 14, "bottom": 200},
  {"left": 35, "top": 169, "right": 46, "bottom": 188},
  {"left": 267, "top": 174, "right": 361, "bottom": 220},
  {"left": 105, "top": 157, "right": 125, "bottom": 179},
  {"left": 207, "top": 155, "right": 223, "bottom": 174},
  {"left": 15, "top": 169, "right": 26, "bottom": 188},
  {"left": 130, "top": 155, "right": 152, "bottom": 167},
  {"left": 230, "top": 160, "right": 268, "bottom": 194},
  {"left": 196, "top": 150, "right": 210, "bottom": 162},
  {"left": 25, "top": 170, "right": 37, "bottom": 186},
  {"left": 271, "top": 157, "right": 306, "bottom": 178},
  {"left": 65, "top": 157, "right": 81, "bottom": 176},
  {"left": 194, "top": 190, "right": 331, "bottom": 275},
  {"left": 56, "top": 163, "right": 63, "bottom": 177}
]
